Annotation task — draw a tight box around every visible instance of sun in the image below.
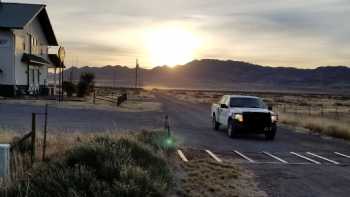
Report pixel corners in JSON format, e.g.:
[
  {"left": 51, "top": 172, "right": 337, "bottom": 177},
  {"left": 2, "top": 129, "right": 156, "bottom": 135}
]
[{"left": 145, "top": 27, "right": 200, "bottom": 67}]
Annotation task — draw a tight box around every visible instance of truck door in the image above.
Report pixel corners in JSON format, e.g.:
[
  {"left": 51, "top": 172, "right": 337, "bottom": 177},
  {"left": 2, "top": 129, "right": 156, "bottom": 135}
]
[{"left": 219, "top": 97, "right": 230, "bottom": 126}]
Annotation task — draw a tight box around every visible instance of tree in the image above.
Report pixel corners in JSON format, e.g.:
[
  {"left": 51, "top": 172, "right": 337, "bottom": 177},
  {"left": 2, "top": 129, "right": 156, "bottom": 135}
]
[
  {"left": 62, "top": 81, "right": 76, "bottom": 97},
  {"left": 77, "top": 72, "right": 95, "bottom": 97}
]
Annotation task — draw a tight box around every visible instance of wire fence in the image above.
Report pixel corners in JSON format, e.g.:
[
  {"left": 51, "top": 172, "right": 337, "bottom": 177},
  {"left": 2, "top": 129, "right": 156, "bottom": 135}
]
[{"left": 274, "top": 103, "right": 350, "bottom": 120}]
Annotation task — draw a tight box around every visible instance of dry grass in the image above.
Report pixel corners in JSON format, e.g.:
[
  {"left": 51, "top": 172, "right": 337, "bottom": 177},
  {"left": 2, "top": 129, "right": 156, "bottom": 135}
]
[
  {"left": 279, "top": 113, "right": 350, "bottom": 140},
  {"left": 164, "top": 91, "right": 220, "bottom": 104},
  {"left": 1, "top": 130, "right": 175, "bottom": 197},
  {"left": 175, "top": 159, "right": 267, "bottom": 197},
  {"left": 1, "top": 130, "right": 265, "bottom": 197}
]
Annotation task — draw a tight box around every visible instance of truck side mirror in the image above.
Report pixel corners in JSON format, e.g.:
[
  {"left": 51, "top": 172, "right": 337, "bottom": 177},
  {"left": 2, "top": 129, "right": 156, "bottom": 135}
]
[
  {"left": 220, "top": 104, "right": 228, "bottom": 108},
  {"left": 268, "top": 105, "right": 273, "bottom": 111}
]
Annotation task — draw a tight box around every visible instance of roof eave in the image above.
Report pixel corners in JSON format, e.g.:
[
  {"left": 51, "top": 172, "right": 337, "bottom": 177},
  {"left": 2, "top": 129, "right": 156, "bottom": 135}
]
[{"left": 22, "top": 5, "right": 58, "bottom": 46}]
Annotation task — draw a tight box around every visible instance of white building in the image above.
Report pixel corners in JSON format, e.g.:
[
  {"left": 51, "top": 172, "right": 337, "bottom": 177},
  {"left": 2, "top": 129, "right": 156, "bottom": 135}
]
[{"left": 0, "top": 2, "right": 60, "bottom": 97}]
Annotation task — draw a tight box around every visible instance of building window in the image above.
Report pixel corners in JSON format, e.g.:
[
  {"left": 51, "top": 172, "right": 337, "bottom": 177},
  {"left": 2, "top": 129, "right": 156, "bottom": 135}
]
[
  {"left": 32, "top": 69, "right": 35, "bottom": 84},
  {"left": 16, "top": 36, "right": 24, "bottom": 53},
  {"left": 0, "top": 38, "right": 9, "bottom": 47}
]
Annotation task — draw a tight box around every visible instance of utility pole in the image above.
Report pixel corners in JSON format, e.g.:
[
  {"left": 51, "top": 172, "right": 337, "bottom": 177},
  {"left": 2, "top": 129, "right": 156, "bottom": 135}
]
[
  {"left": 135, "top": 59, "right": 139, "bottom": 88},
  {"left": 140, "top": 65, "right": 143, "bottom": 88}
]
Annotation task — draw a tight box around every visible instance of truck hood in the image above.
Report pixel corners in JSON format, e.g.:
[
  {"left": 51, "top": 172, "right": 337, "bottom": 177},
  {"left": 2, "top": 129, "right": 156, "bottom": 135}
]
[{"left": 230, "top": 108, "right": 271, "bottom": 114}]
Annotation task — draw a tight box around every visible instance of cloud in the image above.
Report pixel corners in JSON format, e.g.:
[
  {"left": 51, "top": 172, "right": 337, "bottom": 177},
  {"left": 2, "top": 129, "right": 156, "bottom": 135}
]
[{"left": 6, "top": 0, "right": 350, "bottom": 67}]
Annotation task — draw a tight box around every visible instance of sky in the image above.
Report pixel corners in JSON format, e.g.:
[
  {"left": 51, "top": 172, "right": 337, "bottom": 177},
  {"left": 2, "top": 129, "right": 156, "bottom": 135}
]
[{"left": 6, "top": 0, "right": 350, "bottom": 68}]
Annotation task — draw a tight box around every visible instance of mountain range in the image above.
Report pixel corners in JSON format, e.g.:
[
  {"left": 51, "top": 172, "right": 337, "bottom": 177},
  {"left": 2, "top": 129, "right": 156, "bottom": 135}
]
[{"left": 53, "top": 59, "right": 350, "bottom": 93}]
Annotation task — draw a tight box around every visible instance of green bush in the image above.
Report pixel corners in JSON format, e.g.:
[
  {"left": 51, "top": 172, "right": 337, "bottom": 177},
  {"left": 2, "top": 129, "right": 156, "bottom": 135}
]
[
  {"left": 5, "top": 135, "right": 172, "bottom": 197},
  {"left": 77, "top": 72, "right": 95, "bottom": 97},
  {"left": 77, "top": 80, "right": 89, "bottom": 97}
]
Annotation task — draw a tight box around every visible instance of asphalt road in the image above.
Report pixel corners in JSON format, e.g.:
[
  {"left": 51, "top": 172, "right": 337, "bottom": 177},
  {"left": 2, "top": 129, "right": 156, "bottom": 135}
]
[
  {"left": 156, "top": 93, "right": 350, "bottom": 197},
  {"left": 0, "top": 102, "right": 164, "bottom": 133}
]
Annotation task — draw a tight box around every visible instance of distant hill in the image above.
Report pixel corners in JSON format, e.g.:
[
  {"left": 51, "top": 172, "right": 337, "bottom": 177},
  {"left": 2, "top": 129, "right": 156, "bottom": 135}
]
[{"left": 52, "top": 59, "right": 350, "bottom": 93}]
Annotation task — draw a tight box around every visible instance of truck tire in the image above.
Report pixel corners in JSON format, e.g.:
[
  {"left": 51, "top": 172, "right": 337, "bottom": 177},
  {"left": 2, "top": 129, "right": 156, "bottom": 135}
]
[
  {"left": 212, "top": 115, "right": 220, "bottom": 131},
  {"left": 227, "top": 119, "right": 237, "bottom": 138},
  {"left": 265, "top": 127, "right": 276, "bottom": 140}
]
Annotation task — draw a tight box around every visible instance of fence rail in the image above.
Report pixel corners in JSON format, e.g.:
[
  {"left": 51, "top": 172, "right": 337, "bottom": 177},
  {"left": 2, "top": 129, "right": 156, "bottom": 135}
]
[{"left": 93, "top": 91, "right": 127, "bottom": 106}]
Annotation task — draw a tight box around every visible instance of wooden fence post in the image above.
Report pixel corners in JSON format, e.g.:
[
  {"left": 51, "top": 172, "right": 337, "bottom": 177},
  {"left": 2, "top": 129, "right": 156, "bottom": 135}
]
[
  {"left": 31, "top": 113, "right": 36, "bottom": 165},
  {"left": 42, "top": 105, "right": 48, "bottom": 161}
]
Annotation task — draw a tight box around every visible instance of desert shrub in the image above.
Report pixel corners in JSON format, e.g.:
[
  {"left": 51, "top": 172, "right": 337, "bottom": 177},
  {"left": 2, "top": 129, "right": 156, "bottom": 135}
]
[
  {"left": 5, "top": 135, "right": 172, "bottom": 197},
  {"left": 62, "top": 81, "right": 76, "bottom": 97},
  {"left": 137, "top": 130, "right": 176, "bottom": 151},
  {"left": 279, "top": 112, "right": 350, "bottom": 140},
  {"left": 10, "top": 136, "right": 32, "bottom": 154},
  {"left": 77, "top": 80, "right": 89, "bottom": 97},
  {"left": 77, "top": 72, "right": 95, "bottom": 97}
]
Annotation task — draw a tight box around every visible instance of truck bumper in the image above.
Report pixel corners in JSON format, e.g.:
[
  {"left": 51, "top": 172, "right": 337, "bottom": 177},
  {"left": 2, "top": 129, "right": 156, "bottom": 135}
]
[{"left": 234, "top": 121, "right": 277, "bottom": 133}]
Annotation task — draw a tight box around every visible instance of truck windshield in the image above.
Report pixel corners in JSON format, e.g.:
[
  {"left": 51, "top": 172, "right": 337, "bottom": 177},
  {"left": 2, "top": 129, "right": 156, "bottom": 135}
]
[{"left": 230, "top": 98, "right": 267, "bottom": 108}]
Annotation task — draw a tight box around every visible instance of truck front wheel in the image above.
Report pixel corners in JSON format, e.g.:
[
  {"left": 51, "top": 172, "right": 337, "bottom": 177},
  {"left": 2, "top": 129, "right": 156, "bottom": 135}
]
[
  {"left": 227, "top": 119, "right": 237, "bottom": 138},
  {"left": 265, "top": 126, "right": 276, "bottom": 140}
]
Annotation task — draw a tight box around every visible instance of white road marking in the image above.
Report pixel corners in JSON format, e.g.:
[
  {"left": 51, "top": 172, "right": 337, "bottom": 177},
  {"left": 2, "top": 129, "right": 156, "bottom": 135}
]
[
  {"left": 205, "top": 150, "right": 222, "bottom": 163},
  {"left": 306, "top": 152, "right": 339, "bottom": 165},
  {"left": 263, "top": 151, "right": 288, "bottom": 164},
  {"left": 233, "top": 150, "right": 255, "bottom": 163},
  {"left": 334, "top": 152, "right": 350, "bottom": 159},
  {"left": 177, "top": 149, "right": 189, "bottom": 162},
  {"left": 290, "top": 152, "right": 321, "bottom": 164}
]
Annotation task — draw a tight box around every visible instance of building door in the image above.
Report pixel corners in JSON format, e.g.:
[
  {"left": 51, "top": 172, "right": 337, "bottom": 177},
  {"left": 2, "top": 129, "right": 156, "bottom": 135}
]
[{"left": 28, "top": 67, "right": 40, "bottom": 94}]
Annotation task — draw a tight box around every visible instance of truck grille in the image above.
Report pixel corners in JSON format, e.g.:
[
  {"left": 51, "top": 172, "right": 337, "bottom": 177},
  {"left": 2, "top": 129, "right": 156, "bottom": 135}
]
[{"left": 243, "top": 112, "right": 272, "bottom": 129}]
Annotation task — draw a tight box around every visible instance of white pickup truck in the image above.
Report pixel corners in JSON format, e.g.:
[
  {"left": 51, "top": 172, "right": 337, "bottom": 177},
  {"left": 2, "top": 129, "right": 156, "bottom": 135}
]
[{"left": 211, "top": 95, "right": 278, "bottom": 140}]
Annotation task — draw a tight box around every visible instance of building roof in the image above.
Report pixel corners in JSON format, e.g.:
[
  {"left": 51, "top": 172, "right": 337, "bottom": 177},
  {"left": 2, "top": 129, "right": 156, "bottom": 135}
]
[{"left": 0, "top": 2, "right": 58, "bottom": 46}]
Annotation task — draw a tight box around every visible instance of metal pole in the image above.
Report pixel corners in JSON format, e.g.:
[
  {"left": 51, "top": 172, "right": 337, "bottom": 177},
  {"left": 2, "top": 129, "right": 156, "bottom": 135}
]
[
  {"left": 42, "top": 104, "right": 48, "bottom": 161},
  {"left": 165, "top": 115, "right": 170, "bottom": 137},
  {"left": 31, "top": 113, "right": 36, "bottom": 164},
  {"left": 61, "top": 67, "right": 64, "bottom": 102},
  {"left": 93, "top": 90, "right": 96, "bottom": 104}
]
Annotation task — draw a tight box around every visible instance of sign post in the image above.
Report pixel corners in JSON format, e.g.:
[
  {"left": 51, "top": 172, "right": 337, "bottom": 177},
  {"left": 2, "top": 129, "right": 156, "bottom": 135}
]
[{"left": 58, "top": 47, "right": 65, "bottom": 102}]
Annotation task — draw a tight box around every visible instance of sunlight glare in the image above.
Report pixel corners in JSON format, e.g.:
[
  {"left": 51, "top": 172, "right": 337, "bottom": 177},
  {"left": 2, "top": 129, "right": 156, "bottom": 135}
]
[{"left": 145, "top": 27, "right": 200, "bottom": 67}]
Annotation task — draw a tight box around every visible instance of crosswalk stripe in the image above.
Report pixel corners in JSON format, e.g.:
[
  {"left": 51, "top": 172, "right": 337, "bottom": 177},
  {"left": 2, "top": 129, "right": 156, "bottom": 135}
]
[
  {"left": 263, "top": 151, "right": 288, "bottom": 164},
  {"left": 290, "top": 152, "right": 321, "bottom": 164},
  {"left": 334, "top": 152, "right": 350, "bottom": 159},
  {"left": 205, "top": 150, "right": 223, "bottom": 163},
  {"left": 177, "top": 149, "right": 189, "bottom": 162},
  {"left": 233, "top": 150, "right": 255, "bottom": 163},
  {"left": 306, "top": 152, "right": 339, "bottom": 165}
]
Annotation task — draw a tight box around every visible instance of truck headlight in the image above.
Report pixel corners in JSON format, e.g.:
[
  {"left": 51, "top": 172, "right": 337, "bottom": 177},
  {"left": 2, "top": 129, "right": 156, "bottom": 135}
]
[
  {"left": 234, "top": 114, "right": 244, "bottom": 122},
  {"left": 271, "top": 114, "right": 278, "bottom": 123}
]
